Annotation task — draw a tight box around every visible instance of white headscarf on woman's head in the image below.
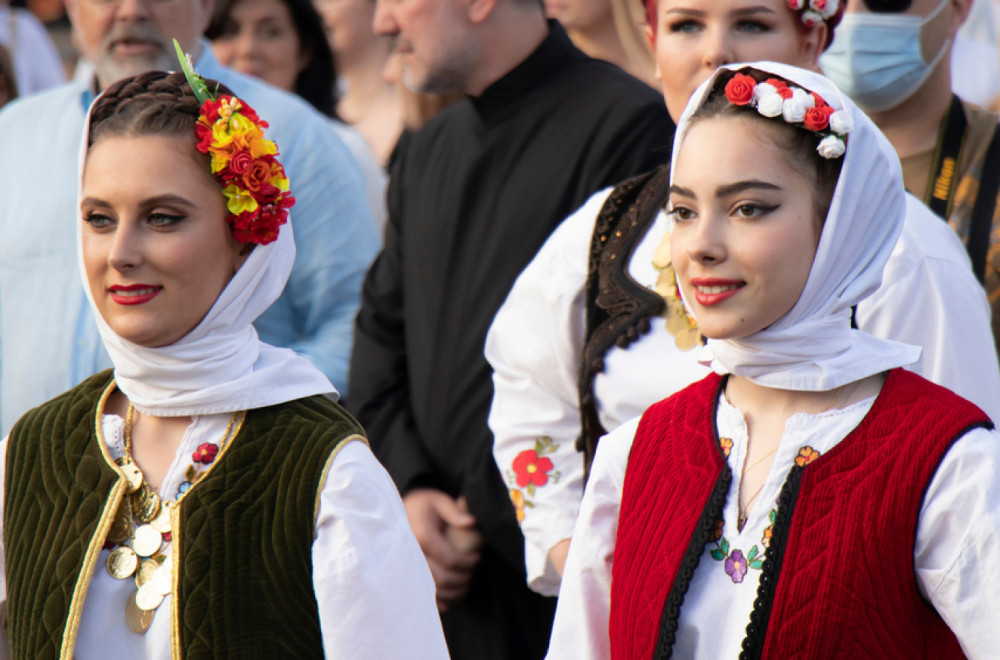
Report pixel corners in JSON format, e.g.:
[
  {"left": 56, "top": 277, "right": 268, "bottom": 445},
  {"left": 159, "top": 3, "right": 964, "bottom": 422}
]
[
  {"left": 669, "top": 61, "right": 920, "bottom": 392},
  {"left": 76, "top": 91, "right": 337, "bottom": 417}
]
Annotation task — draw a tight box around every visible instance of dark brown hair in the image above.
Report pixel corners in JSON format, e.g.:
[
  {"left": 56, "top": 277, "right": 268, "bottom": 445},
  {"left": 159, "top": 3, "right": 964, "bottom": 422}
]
[
  {"left": 88, "top": 71, "right": 235, "bottom": 147},
  {"left": 688, "top": 68, "right": 844, "bottom": 227}
]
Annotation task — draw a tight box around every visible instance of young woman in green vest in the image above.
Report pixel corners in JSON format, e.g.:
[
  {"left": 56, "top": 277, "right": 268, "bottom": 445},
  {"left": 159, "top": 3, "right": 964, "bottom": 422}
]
[
  {"left": 0, "top": 70, "right": 448, "bottom": 659},
  {"left": 547, "top": 63, "right": 998, "bottom": 658}
]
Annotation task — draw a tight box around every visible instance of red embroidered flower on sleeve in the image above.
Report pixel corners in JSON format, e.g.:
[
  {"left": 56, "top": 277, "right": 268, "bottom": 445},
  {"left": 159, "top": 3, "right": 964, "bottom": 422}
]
[
  {"left": 512, "top": 449, "right": 553, "bottom": 488},
  {"left": 725, "top": 73, "right": 756, "bottom": 105},
  {"left": 192, "top": 443, "right": 219, "bottom": 464},
  {"left": 794, "top": 446, "right": 820, "bottom": 466}
]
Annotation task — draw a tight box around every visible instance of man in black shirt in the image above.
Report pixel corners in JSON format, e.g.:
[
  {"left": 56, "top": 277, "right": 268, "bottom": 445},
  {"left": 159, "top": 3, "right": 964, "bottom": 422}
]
[{"left": 349, "top": 0, "right": 674, "bottom": 655}]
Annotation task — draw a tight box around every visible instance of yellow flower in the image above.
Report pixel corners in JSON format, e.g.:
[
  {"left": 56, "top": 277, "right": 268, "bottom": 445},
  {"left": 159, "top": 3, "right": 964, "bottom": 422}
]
[
  {"left": 509, "top": 489, "right": 526, "bottom": 523},
  {"left": 222, "top": 184, "right": 258, "bottom": 215}
]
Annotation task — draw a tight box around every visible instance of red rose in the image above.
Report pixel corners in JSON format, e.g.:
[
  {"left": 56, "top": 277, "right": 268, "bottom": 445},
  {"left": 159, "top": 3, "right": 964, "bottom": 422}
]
[
  {"left": 227, "top": 150, "right": 254, "bottom": 176},
  {"left": 725, "top": 73, "right": 756, "bottom": 106},
  {"left": 813, "top": 0, "right": 827, "bottom": 10},
  {"left": 200, "top": 98, "right": 222, "bottom": 123},
  {"left": 764, "top": 78, "right": 793, "bottom": 99},
  {"left": 803, "top": 104, "right": 834, "bottom": 131},
  {"left": 242, "top": 159, "right": 272, "bottom": 192},
  {"left": 811, "top": 92, "right": 828, "bottom": 108},
  {"left": 195, "top": 123, "right": 213, "bottom": 154}
]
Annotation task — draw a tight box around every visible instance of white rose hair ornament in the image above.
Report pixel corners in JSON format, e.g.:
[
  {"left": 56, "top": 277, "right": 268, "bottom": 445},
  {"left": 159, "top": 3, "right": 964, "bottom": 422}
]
[
  {"left": 668, "top": 62, "right": 920, "bottom": 391},
  {"left": 722, "top": 71, "right": 852, "bottom": 159},
  {"left": 786, "top": 0, "right": 844, "bottom": 45}
]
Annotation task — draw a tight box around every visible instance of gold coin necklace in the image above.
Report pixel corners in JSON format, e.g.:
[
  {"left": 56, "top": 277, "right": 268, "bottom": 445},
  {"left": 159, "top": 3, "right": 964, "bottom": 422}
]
[{"left": 105, "top": 404, "right": 237, "bottom": 634}]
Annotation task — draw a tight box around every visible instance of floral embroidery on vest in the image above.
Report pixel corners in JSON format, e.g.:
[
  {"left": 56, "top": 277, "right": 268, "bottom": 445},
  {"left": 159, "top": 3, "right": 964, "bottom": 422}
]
[
  {"left": 177, "top": 442, "right": 222, "bottom": 496},
  {"left": 506, "top": 436, "right": 561, "bottom": 523}
]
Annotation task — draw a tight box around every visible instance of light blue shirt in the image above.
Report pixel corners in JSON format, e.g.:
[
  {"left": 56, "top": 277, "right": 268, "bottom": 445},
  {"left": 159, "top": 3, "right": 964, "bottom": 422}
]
[{"left": 0, "top": 45, "right": 379, "bottom": 434}]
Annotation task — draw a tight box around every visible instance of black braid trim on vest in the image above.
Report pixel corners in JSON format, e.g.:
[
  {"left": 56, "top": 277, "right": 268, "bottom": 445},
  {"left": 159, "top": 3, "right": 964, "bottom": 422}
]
[
  {"left": 578, "top": 165, "right": 671, "bottom": 480},
  {"left": 739, "top": 464, "right": 805, "bottom": 660},
  {"left": 653, "top": 380, "right": 732, "bottom": 660}
]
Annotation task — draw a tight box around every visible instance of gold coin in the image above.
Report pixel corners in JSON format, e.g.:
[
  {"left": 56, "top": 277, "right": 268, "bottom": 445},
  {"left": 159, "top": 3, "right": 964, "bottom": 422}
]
[
  {"left": 119, "top": 462, "right": 144, "bottom": 494},
  {"left": 149, "top": 561, "right": 173, "bottom": 596},
  {"left": 149, "top": 505, "right": 171, "bottom": 534},
  {"left": 132, "top": 486, "right": 161, "bottom": 524},
  {"left": 125, "top": 591, "right": 154, "bottom": 634},
  {"left": 132, "top": 524, "right": 162, "bottom": 557},
  {"left": 106, "top": 501, "right": 133, "bottom": 545},
  {"left": 136, "top": 582, "right": 165, "bottom": 611},
  {"left": 106, "top": 546, "right": 138, "bottom": 579},
  {"left": 134, "top": 558, "right": 160, "bottom": 589}
]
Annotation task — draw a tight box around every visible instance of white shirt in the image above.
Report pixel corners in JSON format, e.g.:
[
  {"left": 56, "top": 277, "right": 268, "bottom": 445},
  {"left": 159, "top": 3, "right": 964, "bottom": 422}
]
[
  {"left": 0, "top": 413, "right": 450, "bottom": 659},
  {"left": 0, "top": 7, "right": 64, "bottom": 98},
  {"left": 487, "top": 187, "right": 1000, "bottom": 595},
  {"left": 330, "top": 120, "right": 388, "bottom": 237},
  {"left": 546, "top": 394, "right": 1000, "bottom": 659}
]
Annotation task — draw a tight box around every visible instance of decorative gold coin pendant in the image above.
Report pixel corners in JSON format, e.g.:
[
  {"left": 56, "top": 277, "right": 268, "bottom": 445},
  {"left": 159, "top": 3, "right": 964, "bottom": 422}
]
[
  {"left": 149, "top": 505, "right": 171, "bottom": 534},
  {"left": 134, "top": 558, "right": 160, "bottom": 589},
  {"left": 107, "top": 546, "right": 138, "bottom": 580},
  {"left": 118, "top": 461, "right": 144, "bottom": 494},
  {"left": 136, "top": 582, "right": 165, "bottom": 611},
  {"left": 107, "top": 502, "right": 134, "bottom": 545},
  {"left": 131, "top": 484, "right": 162, "bottom": 524},
  {"left": 132, "top": 524, "right": 162, "bottom": 557},
  {"left": 125, "top": 591, "right": 155, "bottom": 634}
]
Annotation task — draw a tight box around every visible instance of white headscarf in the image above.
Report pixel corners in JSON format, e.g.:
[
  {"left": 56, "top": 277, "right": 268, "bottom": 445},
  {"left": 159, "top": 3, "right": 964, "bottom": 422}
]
[
  {"left": 77, "top": 87, "right": 337, "bottom": 416},
  {"left": 670, "top": 61, "right": 920, "bottom": 391}
]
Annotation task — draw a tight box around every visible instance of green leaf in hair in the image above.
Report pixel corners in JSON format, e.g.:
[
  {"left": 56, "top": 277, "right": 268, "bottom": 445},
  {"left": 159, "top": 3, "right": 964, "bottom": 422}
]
[{"left": 173, "top": 38, "right": 214, "bottom": 104}]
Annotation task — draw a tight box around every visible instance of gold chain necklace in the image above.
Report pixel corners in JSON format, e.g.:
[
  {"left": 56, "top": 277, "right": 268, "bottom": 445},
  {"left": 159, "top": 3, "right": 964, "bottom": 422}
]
[
  {"left": 734, "top": 382, "right": 855, "bottom": 531},
  {"left": 106, "top": 404, "right": 237, "bottom": 633}
]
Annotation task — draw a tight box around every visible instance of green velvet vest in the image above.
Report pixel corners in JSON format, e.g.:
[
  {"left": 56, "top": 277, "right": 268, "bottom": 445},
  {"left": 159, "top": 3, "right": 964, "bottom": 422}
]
[{"left": 4, "top": 370, "right": 366, "bottom": 659}]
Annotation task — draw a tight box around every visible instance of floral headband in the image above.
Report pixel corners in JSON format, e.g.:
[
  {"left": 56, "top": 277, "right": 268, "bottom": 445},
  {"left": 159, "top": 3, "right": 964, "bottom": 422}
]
[
  {"left": 788, "top": 0, "right": 842, "bottom": 30},
  {"left": 723, "top": 72, "right": 852, "bottom": 159},
  {"left": 175, "top": 40, "right": 294, "bottom": 245}
]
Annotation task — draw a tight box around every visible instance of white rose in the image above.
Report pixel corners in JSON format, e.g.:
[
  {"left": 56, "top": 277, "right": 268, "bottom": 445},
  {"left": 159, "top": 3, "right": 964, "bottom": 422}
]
[
  {"left": 819, "top": 0, "right": 838, "bottom": 19},
  {"left": 817, "top": 135, "right": 846, "bottom": 159},
  {"left": 757, "top": 93, "right": 784, "bottom": 118},
  {"left": 829, "top": 109, "right": 853, "bottom": 135},
  {"left": 753, "top": 82, "right": 778, "bottom": 103},
  {"left": 782, "top": 97, "right": 807, "bottom": 123},
  {"left": 800, "top": 9, "right": 824, "bottom": 26},
  {"left": 791, "top": 87, "right": 814, "bottom": 109}
]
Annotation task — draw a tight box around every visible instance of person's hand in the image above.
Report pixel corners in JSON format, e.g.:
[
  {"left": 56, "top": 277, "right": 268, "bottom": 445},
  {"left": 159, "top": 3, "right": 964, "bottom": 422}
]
[
  {"left": 548, "top": 538, "right": 571, "bottom": 576},
  {"left": 403, "top": 489, "right": 483, "bottom": 611}
]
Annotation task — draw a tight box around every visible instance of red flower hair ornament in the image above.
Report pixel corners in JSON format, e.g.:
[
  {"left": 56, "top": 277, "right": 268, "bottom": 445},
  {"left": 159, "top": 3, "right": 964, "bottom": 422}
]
[
  {"left": 176, "top": 40, "right": 294, "bottom": 246},
  {"left": 724, "top": 72, "right": 851, "bottom": 159}
]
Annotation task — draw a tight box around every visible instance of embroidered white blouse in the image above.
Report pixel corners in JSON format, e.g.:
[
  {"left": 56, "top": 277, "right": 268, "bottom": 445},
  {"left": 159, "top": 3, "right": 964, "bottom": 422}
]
[
  {"left": 0, "top": 413, "right": 450, "bottom": 659},
  {"left": 487, "top": 186, "right": 1000, "bottom": 596},
  {"left": 545, "top": 394, "right": 1000, "bottom": 660}
]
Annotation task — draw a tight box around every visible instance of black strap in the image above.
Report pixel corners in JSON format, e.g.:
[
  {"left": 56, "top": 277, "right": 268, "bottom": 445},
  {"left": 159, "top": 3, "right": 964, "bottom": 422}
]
[
  {"left": 925, "top": 95, "right": 967, "bottom": 220},
  {"left": 968, "top": 122, "right": 1000, "bottom": 283}
]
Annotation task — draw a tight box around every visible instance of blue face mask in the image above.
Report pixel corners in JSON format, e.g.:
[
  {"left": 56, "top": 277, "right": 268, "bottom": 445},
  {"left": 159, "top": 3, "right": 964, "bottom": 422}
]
[{"left": 819, "top": 0, "right": 951, "bottom": 112}]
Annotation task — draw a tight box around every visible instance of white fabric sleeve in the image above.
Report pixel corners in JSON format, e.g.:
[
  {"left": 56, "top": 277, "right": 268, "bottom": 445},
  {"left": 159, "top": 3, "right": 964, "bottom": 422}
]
[
  {"left": 486, "top": 188, "right": 613, "bottom": 596},
  {"left": 916, "top": 426, "right": 1000, "bottom": 659},
  {"left": 0, "top": 436, "right": 9, "bottom": 660},
  {"left": 856, "top": 195, "right": 1000, "bottom": 423},
  {"left": 312, "top": 440, "right": 449, "bottom": 660},
  {"left": 545, "top": 416, "right": 638, "bottom": 660}
]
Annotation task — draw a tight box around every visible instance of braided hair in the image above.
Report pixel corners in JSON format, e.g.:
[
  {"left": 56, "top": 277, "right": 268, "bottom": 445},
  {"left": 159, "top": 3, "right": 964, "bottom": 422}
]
[{"left": 88, "top": 71, "right": 235, "bottom": 148}]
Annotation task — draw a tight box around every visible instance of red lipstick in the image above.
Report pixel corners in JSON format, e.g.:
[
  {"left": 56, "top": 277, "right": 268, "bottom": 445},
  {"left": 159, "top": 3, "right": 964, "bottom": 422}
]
[
  {"left": 109, "top": 284, "right": 162, "bottom": 305},
  {"left": 690, "top": 278, "right": 744, "bottom": 306}
]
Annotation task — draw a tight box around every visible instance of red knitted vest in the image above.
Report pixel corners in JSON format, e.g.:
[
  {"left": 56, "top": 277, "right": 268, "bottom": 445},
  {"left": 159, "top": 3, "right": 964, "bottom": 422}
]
[{"left": 610, "top": 369, "right": 991, "bottom": 660}]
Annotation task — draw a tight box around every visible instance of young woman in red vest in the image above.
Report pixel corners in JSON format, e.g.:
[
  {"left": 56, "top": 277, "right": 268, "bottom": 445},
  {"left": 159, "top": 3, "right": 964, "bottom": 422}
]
[{"left": 546, "top": 62, "right": 998, "bottom": 659}]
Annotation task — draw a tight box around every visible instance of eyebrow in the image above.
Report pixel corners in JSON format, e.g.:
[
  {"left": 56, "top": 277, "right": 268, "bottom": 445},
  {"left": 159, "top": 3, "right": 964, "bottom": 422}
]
[
  {"left": 663, "top": 5, "right": 777, "bottom": 18},
  {"left": 668, "top": 180, "right": 781, "bottom": 200},
  {"left": 80, "top": 194, "right": 197, "bottom": 210}
]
